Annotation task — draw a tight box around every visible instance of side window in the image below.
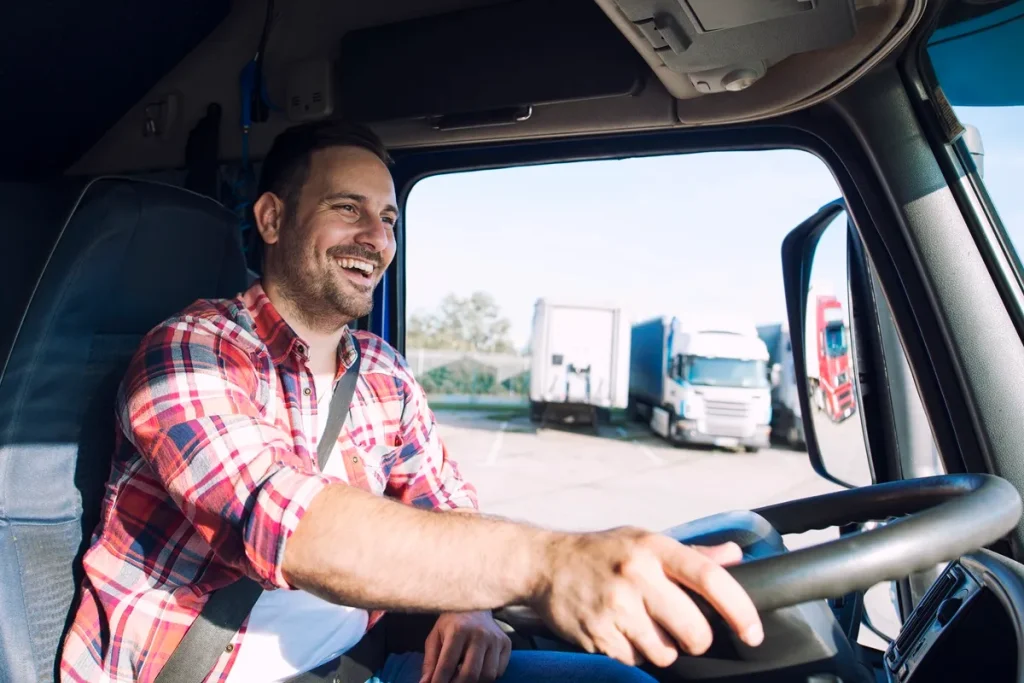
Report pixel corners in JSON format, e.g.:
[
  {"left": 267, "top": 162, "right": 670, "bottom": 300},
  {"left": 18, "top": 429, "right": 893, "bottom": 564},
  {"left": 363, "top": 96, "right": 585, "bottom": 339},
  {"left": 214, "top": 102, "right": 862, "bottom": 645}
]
[
  {"left": 926, "top": 2, "right": 1024, "bottom": 278},
  {"left": 404, "top": 152, "right": 877, "bottom": 549}
]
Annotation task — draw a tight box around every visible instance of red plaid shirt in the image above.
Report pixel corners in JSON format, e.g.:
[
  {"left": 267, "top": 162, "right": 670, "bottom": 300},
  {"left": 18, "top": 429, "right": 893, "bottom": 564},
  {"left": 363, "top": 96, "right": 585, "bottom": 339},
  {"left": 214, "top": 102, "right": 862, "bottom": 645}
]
[{"left": 59, "top": 282, "right": 478, "bottom": 683}]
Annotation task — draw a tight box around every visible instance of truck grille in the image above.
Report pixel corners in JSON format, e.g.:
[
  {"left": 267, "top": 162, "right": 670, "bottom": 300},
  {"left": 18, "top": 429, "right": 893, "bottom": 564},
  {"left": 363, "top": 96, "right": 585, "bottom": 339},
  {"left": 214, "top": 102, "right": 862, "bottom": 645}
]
[
  {"left": 704, "top": 400, "right": 749, "bottom": 419},
  {"left": 706, "top": 421, "right": 750, "bottom": 438}
]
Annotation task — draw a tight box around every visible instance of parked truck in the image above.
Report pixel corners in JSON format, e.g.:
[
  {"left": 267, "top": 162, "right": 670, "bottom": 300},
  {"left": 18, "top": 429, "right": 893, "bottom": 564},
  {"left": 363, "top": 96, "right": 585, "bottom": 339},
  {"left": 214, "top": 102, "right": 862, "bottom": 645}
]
[
  {"left": 805, "top": 285, "right": 857, "bottom": 422},
  {"left": 756, "top": 322, "right": 806, "bottom": 450},
  {"left": 628, "top": 316, "right": 772, "bottom": 451},
  {"left": 528, "top": 298, "right": 631, "bottom": 427}
]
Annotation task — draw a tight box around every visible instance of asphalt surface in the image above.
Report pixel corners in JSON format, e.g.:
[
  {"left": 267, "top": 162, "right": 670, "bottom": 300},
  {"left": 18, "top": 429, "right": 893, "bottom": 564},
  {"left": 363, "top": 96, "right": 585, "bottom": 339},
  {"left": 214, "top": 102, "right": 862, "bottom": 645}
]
[{"left": 433, "top": 405, "right": 900, "bottom": 650}]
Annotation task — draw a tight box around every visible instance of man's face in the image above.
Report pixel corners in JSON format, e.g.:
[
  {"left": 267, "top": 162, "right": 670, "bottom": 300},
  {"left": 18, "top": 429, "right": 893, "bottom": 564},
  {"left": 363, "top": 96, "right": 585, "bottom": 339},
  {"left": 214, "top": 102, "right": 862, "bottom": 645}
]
[{"left": 263, "top": 146, "right": 398, "bottom": 330}]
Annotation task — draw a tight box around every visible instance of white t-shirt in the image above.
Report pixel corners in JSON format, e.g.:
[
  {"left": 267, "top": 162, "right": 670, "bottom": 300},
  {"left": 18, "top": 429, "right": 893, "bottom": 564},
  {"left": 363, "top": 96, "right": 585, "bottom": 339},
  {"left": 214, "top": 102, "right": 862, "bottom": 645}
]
[{"left": 225, "top": 374, "right": 369, "bottom": 683}]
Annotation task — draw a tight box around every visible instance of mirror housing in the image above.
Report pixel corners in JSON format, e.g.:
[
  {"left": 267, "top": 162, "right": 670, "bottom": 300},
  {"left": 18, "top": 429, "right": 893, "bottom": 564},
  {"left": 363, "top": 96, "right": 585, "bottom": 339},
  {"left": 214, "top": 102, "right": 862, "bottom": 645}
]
[{"left": 781, "top": 198, "right": 858, "bottom": 488}]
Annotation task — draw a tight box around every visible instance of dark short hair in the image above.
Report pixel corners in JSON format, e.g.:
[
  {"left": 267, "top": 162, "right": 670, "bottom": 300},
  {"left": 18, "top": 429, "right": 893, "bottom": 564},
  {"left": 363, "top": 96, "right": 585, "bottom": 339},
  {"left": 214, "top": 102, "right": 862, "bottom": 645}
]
[
  {"left": 257, "top": 119, "right": 392, "bottom": 205},
  {"left": 248, "top": 120, "right": 391, "bottom": 268}
]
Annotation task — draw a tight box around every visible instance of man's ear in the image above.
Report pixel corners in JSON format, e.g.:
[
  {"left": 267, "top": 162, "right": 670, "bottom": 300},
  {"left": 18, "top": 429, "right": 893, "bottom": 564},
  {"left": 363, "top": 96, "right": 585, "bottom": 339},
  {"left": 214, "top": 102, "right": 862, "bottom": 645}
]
[{"left": 253, "top": 192, "right": 284, "bottom": 247}]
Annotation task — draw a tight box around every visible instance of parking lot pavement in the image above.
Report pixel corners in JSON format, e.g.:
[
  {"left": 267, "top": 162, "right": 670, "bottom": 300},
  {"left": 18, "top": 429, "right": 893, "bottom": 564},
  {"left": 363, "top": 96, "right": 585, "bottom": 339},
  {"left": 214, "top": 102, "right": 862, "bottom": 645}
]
[
  {"left": 433, "top": 406, "right": 898, "bottom": 649},
  {"left": 435, "top": 408, "right": 850, "bottom": 534}
]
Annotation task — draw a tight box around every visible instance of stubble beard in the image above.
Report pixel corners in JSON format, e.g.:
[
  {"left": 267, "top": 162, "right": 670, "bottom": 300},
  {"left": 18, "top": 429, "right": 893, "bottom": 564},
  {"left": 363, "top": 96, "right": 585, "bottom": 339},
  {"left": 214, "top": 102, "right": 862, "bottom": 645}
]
[{"left": 272, "top": 219, "right": 376, "bottom": 334}]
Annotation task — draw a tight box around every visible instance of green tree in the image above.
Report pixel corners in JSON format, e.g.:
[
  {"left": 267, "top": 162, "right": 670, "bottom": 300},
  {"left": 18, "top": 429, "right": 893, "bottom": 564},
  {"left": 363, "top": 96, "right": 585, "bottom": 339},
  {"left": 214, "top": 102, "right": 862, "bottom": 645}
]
[{"left": 407, "top": 291, "right": 516, "bottom": 353}]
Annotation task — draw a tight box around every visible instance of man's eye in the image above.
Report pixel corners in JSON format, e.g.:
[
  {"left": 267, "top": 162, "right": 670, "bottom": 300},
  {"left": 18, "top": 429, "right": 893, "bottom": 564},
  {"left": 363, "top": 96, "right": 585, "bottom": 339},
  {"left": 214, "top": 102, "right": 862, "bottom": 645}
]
[{"left": 383, "top": 216, "right": 397, "bottom": 226}]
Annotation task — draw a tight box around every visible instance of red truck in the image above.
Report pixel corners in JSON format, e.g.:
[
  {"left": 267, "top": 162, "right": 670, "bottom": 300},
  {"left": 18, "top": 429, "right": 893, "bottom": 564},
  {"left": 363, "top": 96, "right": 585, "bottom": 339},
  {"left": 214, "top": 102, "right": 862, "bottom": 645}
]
[{"left": 805, "top": 286, "right": 857, "bottom": 422}]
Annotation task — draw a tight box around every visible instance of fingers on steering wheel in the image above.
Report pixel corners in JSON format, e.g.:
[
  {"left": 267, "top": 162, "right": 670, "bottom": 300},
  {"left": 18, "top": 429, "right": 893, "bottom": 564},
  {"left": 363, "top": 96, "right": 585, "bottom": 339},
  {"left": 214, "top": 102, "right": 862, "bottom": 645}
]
[
  {"left": 642, "top": 572, "right": 714, "bottom": 656},
  {"left": 586, "top": 619, "right": 644, "bottom": 667},
  {"left": 618, "top": 610, "right": 678, "bottom": 668},
  {"left": 692, "top": 542, "right": 744, "bottom": 566},
  {"left": 608, "top": 579, "right": 678, "bottom": 667},
  {"left": 658, "top": 538, "right": 764, "bottom": 648}
]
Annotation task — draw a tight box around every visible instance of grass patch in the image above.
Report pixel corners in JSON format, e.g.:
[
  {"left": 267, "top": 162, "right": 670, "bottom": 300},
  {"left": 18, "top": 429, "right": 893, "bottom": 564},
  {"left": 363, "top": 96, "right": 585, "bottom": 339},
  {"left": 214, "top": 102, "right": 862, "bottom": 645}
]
[
  {"left": 429, "top": 400, "right": 527, "bottom": 413},
  {"left": 484, "top": 409, "right": 529, "bottom": 421}
]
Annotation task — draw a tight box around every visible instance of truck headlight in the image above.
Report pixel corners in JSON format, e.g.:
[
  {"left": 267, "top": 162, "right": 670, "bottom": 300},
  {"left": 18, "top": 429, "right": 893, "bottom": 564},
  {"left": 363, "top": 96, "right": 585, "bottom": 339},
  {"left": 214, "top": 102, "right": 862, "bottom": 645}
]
[{"left": 682, "top": 396, "right": 704, "bottom": 419}]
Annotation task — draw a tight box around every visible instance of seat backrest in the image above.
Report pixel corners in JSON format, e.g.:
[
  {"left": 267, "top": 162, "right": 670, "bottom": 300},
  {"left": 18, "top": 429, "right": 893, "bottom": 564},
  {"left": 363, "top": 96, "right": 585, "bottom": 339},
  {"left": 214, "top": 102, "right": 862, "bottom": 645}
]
[{"left": 0, "top": 178, "right": 249, "bottom": 683}]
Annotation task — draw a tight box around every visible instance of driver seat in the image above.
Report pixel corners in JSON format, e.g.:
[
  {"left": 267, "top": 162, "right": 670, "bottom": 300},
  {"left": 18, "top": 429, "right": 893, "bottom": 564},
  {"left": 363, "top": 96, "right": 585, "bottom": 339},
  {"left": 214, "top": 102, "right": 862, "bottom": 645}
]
[{"left": 0, "top": 178, "right": 249, "bottom": 682}]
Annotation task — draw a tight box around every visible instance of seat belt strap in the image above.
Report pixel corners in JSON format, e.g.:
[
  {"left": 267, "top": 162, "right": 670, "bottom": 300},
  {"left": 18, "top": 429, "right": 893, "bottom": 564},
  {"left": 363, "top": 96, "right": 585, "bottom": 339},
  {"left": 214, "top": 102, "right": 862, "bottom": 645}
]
[{"left": 154, "top": 345, "right": 361, "bottom": 683}]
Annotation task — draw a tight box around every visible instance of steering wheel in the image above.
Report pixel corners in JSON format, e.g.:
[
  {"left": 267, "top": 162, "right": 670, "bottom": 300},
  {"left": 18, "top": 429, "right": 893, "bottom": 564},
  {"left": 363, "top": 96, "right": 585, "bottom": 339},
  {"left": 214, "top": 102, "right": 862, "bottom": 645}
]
[{"left": 495, "top": 473, "right": 1022, "bottom": 640}]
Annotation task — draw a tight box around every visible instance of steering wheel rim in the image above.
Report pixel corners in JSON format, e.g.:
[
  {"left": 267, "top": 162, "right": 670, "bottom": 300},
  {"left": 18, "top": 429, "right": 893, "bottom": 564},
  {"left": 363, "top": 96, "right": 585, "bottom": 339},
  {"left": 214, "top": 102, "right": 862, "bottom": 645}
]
[{"left": 496, "top": 473, "right": 1021, "bottom": 633}]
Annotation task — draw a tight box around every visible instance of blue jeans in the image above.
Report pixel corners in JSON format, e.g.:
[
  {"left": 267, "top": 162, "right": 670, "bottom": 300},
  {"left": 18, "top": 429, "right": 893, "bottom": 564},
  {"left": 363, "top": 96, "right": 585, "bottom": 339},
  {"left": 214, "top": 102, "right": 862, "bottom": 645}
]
[{"left": 369, "top": 651, "right": 658, "bottom": 683}]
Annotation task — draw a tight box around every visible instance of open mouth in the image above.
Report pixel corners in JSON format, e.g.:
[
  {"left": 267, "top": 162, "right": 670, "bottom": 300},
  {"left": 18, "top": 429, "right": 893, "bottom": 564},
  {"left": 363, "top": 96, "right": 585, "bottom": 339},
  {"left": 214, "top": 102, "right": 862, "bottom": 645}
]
[{"left": 334, "top": 256, "right": 376, "bottom": 286}]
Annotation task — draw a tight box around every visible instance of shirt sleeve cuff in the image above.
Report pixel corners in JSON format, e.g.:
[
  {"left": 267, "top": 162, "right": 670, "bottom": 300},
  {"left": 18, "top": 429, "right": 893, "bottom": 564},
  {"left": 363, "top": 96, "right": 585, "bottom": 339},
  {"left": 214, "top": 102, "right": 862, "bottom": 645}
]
[
  {"left": 435, "top": 487, "right": 480, "bottom": 513},
  {"left": 243, "top": 466, "right": 341, "bottom": 589}
]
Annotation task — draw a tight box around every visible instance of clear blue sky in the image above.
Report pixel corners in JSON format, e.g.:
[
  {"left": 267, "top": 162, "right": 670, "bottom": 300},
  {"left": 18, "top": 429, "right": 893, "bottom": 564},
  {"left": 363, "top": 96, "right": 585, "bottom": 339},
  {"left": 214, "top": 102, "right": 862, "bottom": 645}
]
[{"left": 405, "top": 105, "right": 1023, "bottom": 351}]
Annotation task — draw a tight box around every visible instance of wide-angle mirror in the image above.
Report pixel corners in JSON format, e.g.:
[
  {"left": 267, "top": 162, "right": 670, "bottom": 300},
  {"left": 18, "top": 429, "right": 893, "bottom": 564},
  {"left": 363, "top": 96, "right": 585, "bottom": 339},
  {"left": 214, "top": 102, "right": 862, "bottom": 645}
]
[{"left": 801, "top": 209, "right": 872, "bottom": 487}]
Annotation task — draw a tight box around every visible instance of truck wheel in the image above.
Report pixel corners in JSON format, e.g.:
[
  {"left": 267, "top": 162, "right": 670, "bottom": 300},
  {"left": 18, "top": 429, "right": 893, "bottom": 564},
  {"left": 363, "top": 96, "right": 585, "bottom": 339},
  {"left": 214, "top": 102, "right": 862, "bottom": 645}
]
[
  {"left": 529, "top": 401, "right": 543, "bottom": 424},
  {"left": 787, "top": 426, "right": 803, "bottom": 450}
]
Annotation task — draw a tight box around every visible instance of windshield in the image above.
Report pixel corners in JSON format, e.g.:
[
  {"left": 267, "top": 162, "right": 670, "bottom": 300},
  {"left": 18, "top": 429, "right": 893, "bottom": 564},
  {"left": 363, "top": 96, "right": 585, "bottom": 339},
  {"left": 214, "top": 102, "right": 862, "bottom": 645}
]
[
  {"left": 685, "top": 356, "right": 768, "bottom": 388},
  {"left": 823, "top": 322, "right": 848, "bottom": 357}
]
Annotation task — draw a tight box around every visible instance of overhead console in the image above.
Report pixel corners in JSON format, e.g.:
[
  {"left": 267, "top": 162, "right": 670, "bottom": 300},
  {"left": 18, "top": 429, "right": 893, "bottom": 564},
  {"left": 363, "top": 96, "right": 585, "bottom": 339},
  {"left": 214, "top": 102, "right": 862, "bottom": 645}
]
[
  {"left": 610, "top": 0, "right": 858, "bottom": 95},
  {"left": 337, "top": 0, "right": 649, "bottom": 128}
]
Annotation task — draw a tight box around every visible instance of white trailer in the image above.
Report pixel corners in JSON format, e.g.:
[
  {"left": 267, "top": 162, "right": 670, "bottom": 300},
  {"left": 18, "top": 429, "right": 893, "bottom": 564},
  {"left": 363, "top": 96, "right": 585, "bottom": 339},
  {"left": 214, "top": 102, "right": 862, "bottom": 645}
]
[{"left": 528, "top": 298, "right": 631, "bottom": 426}]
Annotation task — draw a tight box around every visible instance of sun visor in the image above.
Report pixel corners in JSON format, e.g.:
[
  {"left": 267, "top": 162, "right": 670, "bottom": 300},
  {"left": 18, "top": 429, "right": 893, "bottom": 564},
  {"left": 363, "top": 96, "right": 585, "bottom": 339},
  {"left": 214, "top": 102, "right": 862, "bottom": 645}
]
[
  {"left": 337, "top": 0, "right": 648, "bottom": 124},
  {"left": 611, "top": 0, "right": 858, "bottom": 94}
]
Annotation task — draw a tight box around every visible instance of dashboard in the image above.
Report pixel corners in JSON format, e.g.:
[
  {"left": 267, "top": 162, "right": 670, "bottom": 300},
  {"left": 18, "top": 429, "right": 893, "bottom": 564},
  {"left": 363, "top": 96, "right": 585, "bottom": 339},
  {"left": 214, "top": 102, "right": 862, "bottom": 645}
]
[
  {"left": 497, "top": 512, "right": 1024, "bottom": 683},
  {"left": 883, "top": 550, "right": 1021, "bottom": 683}
]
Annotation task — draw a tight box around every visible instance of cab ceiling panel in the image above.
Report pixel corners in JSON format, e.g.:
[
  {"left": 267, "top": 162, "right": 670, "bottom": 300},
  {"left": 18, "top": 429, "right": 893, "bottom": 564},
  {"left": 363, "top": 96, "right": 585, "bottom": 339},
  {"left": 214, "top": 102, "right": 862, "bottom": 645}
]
[
  {"left": 612, "top": 0, "right": 857, "bottom": 94},
  {"left": 0, "top": 0, "right": 230, "bottom": 180},
  {"left": 337, "top": 0, "right": 649, "bottom": 124}
]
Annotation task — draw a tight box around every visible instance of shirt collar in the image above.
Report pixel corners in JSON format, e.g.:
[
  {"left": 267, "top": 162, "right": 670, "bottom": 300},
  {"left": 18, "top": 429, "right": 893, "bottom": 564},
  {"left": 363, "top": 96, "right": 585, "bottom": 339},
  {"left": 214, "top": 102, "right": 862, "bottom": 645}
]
[{"left": 243, "top": 281, "right": 357, "bottom": 379}]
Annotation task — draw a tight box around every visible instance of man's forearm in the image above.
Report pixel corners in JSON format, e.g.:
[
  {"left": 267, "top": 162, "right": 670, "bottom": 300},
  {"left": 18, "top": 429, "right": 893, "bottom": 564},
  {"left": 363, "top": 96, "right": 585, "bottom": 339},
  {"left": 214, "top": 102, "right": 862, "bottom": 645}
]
[{"left": 282, "top": 483, "right": 556, "bottom": 612}]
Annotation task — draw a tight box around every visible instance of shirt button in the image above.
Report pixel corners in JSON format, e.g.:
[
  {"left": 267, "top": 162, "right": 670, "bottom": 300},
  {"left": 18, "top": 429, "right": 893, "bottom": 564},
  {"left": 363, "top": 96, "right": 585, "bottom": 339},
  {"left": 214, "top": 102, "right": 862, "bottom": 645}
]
[
  {"left": 303, "top": 387, "right": 311, "bottom": 396},
  {"left": 225, "top": 643, "right": 234, "bottom": 652},
  {"left": 352, "top": 455, "right": 359, "bottom": 463}
]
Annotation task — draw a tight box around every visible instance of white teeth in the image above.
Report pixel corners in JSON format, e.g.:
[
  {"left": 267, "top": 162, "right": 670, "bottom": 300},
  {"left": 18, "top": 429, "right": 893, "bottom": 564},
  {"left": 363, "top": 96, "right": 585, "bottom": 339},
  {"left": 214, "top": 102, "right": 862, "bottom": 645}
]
[{"left": 337, "top": 257, "right": 373, "bottom": 274}]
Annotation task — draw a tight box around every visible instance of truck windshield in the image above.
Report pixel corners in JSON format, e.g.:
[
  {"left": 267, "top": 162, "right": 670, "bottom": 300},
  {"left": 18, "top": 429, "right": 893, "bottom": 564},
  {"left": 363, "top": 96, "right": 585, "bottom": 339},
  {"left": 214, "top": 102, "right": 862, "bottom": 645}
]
[
  {"left": 686, "top": 356, "right": 768, "bottom": 388},
  {"left": 824, "top": 323, "right": 848, "bottom": 357}
]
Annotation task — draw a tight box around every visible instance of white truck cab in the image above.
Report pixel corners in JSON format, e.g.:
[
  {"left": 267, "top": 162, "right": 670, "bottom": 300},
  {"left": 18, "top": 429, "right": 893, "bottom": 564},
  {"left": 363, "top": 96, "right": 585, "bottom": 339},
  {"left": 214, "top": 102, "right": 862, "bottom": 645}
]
[{"left": 630, "top": 317, "right": 772, "bottom": 452}]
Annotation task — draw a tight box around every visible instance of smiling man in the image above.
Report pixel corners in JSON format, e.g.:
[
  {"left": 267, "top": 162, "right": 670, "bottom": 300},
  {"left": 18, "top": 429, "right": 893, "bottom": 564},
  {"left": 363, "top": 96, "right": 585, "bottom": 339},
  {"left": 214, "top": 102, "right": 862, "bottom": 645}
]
[{"left": 60, "top": 121, "right": 763, "bottom": 683}]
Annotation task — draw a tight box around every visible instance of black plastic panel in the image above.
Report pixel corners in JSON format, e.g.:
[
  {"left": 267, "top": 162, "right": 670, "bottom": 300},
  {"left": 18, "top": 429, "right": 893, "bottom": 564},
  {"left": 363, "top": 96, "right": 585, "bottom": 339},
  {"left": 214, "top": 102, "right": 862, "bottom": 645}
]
[
  {"left": 613, "top": 0, "right": 857, "bottom": 72},
  {"left": 337, "top": 0, "right": 647, "bottom": 123},
  {"left": 0, "top": 0, "right": 230, "bottom": 180}
]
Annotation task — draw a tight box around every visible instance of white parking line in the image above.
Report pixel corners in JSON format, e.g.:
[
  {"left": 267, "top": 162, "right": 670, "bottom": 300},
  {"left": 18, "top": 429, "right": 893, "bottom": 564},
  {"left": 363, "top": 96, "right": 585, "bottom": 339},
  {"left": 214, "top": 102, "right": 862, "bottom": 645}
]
[
  {"left": 633, "top": 439, "right": 663, "bottom": 465},
  {"left": 485, "top": 421, "right": 508, "bottom": 465}
]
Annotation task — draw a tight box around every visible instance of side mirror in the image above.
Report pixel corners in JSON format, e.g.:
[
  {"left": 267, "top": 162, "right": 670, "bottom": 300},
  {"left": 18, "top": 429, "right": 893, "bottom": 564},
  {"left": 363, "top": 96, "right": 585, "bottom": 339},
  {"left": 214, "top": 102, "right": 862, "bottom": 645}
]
[
  {"left": 781, "top": 198, "right": 872, "bottom": 488},
  {"left": 770, "top": 363, "right": 782, "bottom": 388},
  {"left": 963, "top": 123, "right": 984, "bottom": 179}
]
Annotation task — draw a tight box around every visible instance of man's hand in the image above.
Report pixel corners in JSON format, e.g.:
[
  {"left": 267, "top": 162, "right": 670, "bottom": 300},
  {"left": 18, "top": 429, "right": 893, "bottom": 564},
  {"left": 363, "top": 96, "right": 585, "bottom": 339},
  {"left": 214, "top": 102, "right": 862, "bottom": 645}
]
[
  {"left": 531, "top": 528, "right": 763, "bottom": 669},
  {"left": 420, "top": 611, "right": 512, "bottom": 683}
]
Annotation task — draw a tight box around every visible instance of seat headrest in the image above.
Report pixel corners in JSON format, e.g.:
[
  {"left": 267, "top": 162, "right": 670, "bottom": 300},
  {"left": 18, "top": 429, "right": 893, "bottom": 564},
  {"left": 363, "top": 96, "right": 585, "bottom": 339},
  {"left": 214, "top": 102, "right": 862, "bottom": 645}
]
[{"left": 2, "top": 174, "right": 250, "bottom": 457}]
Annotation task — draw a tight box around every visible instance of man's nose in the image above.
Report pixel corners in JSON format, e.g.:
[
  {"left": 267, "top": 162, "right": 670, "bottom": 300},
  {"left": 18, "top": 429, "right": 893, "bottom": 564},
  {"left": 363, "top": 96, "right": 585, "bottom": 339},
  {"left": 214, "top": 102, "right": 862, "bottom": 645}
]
[{"left": 354, "top": 214, "right": 390, "bottom": 253}]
